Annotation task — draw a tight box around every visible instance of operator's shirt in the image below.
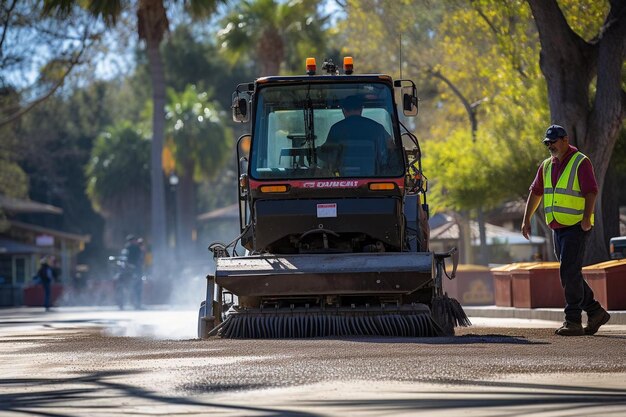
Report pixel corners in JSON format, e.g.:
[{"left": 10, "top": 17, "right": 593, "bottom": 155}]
[
  {"left": 529, "top": 144, "right": 598, "bottom": 229},
  {"left": 322, "top": 115, "right": 391, "bottom": 170}
]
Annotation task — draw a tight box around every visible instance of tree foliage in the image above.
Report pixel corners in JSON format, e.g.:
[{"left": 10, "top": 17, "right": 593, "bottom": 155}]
[
  {"left": 84, "top": 121, "right": 150, "bottom": 246},
  {"left": 165, "top": 85, "right": 231, "bottom": 181},
  {"left": 86, "top": 122, "right": 151, "bottom": 212},
  {"left": 0, "top": 0, "right": 104, "bottom": 127},
  {"left": 43, "top": 0, "right": 226, "bottom": 264},
  {"left": 164, "top": 84, "right": 232, "bottom": 253},
  {"left": 0, "top": 88, "right": 28, "bottom": 200},
  {"left": 218, "top": 0, "right": 329, "bottom": 76},
  {"left": 424, "top": 0, "right": 553, "bottom": 211},
  {"left": 340, "top": 0, "right": 548, "bottom": 212},
  {"left": 340, "top": 0, "right": 618, "bottom": 221}
]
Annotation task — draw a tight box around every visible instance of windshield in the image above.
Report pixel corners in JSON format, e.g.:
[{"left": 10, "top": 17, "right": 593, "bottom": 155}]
[{"left": 250, "top": 82, "right": 405, "bottom": 180}]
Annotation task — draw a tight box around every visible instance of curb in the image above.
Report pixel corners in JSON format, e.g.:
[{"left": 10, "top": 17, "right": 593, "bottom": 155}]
[{"left": 463, "top": 306, "right": 626, "bottom": 325}]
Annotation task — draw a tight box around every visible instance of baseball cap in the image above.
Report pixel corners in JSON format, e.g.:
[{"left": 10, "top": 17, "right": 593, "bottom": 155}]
[
  {"left": 341, "top": 95, "right": 364, "bottom": 110},
  {"left": 543, "top": 125, "right": 567, "bottom": 143}
]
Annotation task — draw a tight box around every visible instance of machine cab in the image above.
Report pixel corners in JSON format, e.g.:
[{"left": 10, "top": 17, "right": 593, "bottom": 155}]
[
  {"left": 231, "top": 59, "right": 422, "bottom": 254},
  {"left": 248, "top": 80, "right": 405, "bottom": 180}
]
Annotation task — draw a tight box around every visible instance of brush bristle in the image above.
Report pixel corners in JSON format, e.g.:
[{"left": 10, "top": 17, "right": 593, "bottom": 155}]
[
  {"left": 215, "top": 309, "right": 443, "bottom": 338},
  {"left": 432, "top": 294, "right": 471, "bottom": 330}
]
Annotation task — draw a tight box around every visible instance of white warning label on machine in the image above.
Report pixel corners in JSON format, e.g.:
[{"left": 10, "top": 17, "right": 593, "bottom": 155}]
[{"left": 317, "top": 203, "right": 337, "bottom": 218}]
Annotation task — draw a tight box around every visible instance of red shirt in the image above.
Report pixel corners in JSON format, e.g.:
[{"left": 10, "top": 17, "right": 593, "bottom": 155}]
[{"left": 530, "top": 145, "right": 598, "bottom": 229}]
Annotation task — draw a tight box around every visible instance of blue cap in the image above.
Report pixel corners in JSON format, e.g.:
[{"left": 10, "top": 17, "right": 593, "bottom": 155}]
[{"left": 544, "top": 125, "right": 567, "bottom": 143}]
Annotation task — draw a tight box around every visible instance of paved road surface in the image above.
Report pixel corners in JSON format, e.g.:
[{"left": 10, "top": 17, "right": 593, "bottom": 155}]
[{"left": 1, "top": 307, "right": 625, "bottom": 416}]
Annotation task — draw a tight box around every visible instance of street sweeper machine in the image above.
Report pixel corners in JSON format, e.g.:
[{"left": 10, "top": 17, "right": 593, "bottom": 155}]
[{"left": 197, "top": 57, "right": 470, "bottom": 339}]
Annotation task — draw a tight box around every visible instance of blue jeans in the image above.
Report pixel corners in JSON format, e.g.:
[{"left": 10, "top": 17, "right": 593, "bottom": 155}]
[{"left": 553, "top": 225, "right": 601, "bottom": 323}]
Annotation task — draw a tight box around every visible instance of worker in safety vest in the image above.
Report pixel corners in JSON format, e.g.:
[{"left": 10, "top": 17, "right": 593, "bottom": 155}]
[{"left": 521, "top": 124, "right": 610, "bottom": 336}]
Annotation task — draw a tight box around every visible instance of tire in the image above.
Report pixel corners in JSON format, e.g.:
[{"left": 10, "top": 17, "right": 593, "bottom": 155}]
[{"left": 197, "top": 301, "right": 208, "bottom": 339}]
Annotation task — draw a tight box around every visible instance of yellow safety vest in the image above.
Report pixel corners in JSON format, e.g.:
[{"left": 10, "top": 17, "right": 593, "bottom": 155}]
[{"left": 543, "top": 151, "right": 594, "bottom": 226}]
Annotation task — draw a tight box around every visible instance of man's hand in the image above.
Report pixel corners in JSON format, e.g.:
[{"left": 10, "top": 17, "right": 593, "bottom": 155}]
[
  {"left": 521, "top": 193, "right": 542, "bottom": 241},
  {"left": 582, "top": 193, "right": 596, "bottom": 232}
]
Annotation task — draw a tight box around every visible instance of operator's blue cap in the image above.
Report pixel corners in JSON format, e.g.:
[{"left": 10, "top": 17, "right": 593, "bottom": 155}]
[
  {"left": 342, "top": 95, "right": 363, "bottom": 110},
  {"left": 543, "top": 125, "right": 567, "bottom": 143}
]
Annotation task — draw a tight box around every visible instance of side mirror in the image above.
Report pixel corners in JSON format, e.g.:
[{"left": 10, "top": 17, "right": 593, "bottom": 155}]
[
  {"left": 232, "top": 93, "right": 250, "bottom": 123},
  {"left": 401, "top": 85, "right": 418, "bottom": 117}
]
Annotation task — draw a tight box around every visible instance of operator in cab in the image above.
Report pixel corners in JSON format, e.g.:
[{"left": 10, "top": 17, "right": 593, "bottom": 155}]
[{"left": 318, "top": 95, "right": 399, "bottom": 176}]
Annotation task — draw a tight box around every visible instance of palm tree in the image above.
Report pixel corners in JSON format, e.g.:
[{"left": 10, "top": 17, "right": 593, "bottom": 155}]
[
  {"left": 165, "top": 85, "right": 231, "bottom": 258},
  {"left": 218, "top": 0, "right": 328, "bottom": 76},
  {"left": 43, "top": 0, "right": 224, "bottom": 272},
  {"left": 85, "top": 121, "right": 151, "bottom": 248}
]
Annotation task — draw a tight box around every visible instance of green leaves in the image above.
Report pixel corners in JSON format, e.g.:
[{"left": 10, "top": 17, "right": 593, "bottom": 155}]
[
  {"left": 341, "top": 0, "right": 559, "bottom": 213},
  {"left": 43, "top": 0, "right": 124, "bottom": 26},
  {"left": 0, "top": 90, "right": 28, "bottom": 200},
  {"left": 85, "top": 121, "right": 150, "bottom": 212},
  {"left": 217, "top": 0, "right": 328, "bottom": 75},
  {"left": 164, "top": 85, "right": 232, "bottom": 181}
]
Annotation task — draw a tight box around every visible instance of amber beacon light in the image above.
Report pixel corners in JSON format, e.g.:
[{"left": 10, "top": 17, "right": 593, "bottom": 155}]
[
  {"left": 343, "top": 56, "right": 354, "bottom": 75},
  {"left": 306, "top": 57, "right": 316, "bottom": 75}
]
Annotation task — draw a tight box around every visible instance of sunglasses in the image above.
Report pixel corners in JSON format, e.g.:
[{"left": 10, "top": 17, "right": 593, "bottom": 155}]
[{"left": 543, "top": 138, "right": 562, "bottom": 146}]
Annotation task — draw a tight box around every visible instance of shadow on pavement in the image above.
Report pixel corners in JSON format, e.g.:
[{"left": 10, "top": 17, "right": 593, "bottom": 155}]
[
  {"left": 1, "top": 368, "right": 625, "bottom": 416},
  {"left": 594, "top": 334, "right": 626, "bottom": 340},
  {"left": 346, "top": 334, "right": 548, "bottom": 345},
  {"left": 305, "top": 379, "right": 626, "bottom": 414},
  {"left": 0, "top": 370, "right": 320, "bottom": 417}
]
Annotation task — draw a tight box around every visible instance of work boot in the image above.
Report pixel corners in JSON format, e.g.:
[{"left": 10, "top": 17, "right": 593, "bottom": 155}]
[
  {"left": 555, "top": 321, "right": 584, "bottom": 336},
  {"left": 584, "top": 309, "right": 611, "bottom": 335}
]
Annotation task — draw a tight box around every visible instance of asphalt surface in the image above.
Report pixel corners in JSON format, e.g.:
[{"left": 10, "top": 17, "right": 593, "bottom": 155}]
[{"left": 1, "top": 307, "right": 626, "bottom": 416}]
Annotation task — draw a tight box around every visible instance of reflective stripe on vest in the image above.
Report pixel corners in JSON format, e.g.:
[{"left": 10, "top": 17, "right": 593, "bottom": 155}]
[{"left": 542, "top": 151, "right": 594, "bottom": 226}]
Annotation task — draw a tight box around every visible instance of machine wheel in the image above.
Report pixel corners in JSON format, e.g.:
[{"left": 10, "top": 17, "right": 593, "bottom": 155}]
[{"left": 198, "top": 300, "right": 218, "bottom": 339}]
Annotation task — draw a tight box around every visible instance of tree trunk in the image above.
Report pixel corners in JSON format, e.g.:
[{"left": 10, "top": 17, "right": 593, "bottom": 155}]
[
  {"left": 527, "top": 0, "right": 626, "bottom": 264},
  {"left": 454, "top": 211, "right": 473, "bottom": 264},
  {"left": 138, "top": 0, "right": 169, "bottom": 273},
  {"left": 602, "top": 159, "right": 621, "bottom": 250},
  {"left": 477, "top": 207, "right": 489, "bottom": 265},
  {"left": 145, "top": 41, "right": 168, "bottom": 271},
  {"left": 257, "top": 28, "right": 284, "bottom": 76}
]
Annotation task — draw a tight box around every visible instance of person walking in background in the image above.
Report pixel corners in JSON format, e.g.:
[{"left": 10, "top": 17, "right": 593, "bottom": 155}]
[
  {"left": 521, "top": 124, "right": 610, "bottom": 336},
  {"left": 37, "top": 256, "right": 55, "bottom": 311}
]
